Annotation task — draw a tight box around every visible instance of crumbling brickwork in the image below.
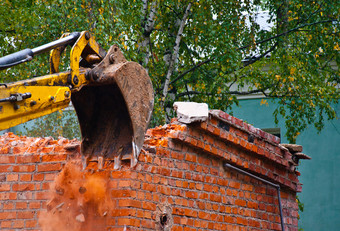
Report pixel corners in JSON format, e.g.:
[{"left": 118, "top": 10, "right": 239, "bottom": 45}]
[
  {"left": 0, "top": 110, "right": 303, "bottom": 230},
  {"left": 0, "top": 135, "right": 79, "bottom": 230}
]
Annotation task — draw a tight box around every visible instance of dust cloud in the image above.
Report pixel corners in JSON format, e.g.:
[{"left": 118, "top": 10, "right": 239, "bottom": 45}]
[{"left": 39, "top": 160, "right": 114, "bottom": 231}]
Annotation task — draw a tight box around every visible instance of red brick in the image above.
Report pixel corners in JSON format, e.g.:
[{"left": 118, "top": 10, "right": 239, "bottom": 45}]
[
  {"left": 42, "top": 182, "right": 50, "bottom": 190},
  {"left": 198, "top": 211, "right": 210, "bottom": 220},
  {"left": 0, "top": 184, "right": 10, "bottom": 192},
  {"left": 184, "top": 208, "right": 198, "bottom": 217},
  {"left": 37, "top": 163, "right": 62, "bottom": 172},
  {"left": 13, "top": 147, "right": 28, "bottom": 154},
  {"left": 29, "top": 202, "right": 41, "bottom": 209},
  {"left": 13, "top": 165, "right": 35, "bottom": 172},
  {"left": 118, "top": 199, "right": 142, "bottom": 208},
  {"left": 0, "top": 211, "right": 16, "bottom": 219},
  {"left": 112, "top": 209, "right": 135, "bottom": 217},
  {"left": 0, "top": 156, "right": 15, "bottom": 164},
  {"left": 1, "top": 220, "right": 12, "bottom": 228},
  {"left": 159, "top": 167, "right": 170, "bottom": 176},
  {"left": 111, "top": 170, "right": 136, "bottom": 179},
  {"left": 185, "top": 191, "right": 198, "bottom": 199},
  {"left": 185, "top": 153, "right": 197, "bottom": 162},
  {"left": 142, "top": 201, "right": 156, "bottom": 210},
  {"left": 141, "top": 219, "right": 155, "bottom": 229},
  {"left": 12, "top": 183, "right": 35, "bottom": 191},
  {"left": 0, "top": 165, "right": 12, "bottom": 172},
  {"left": 12, "top": 220, "right": 25, "bottom": 228},
  {"left": 235, "top": 199, "right": 247, "bottom": 207},
  {"left": 35, "top": 192, "right": 49, "bottom": 200},
  {"left": 3, "top": 202, "right": 14, "bottom": 210},
  {"left": 32, "top": 173, "right": 44, "bottom": 181},
  {"left": 242, "top": 184, "right": 254, "bottom": 192},
  {"left": 142, "top": 183, "right": 156, "bottom": 192},
  {"left": 236, "top": 217, "right": 247, "bottom": 225},
  {"left": 0, "top": 192, "right": 16, "bottom": 200},
  {"left": 44, "top": 173, "right": 57, "bottom": 181},
  {"left": 16, "top": 155, "right": 40, "bottom": 163},
  {"left": 40, "top": 146, "right": 54, "bottom": 153},
  {"left": 25, "top": 220, "right": 37, "bottom": 228},
  {"left": 229, "top": 181, "right": 241, "bottom": 189},
  {"left": 247, "top": 201, "right": 259, "bottom": 209},
  {"left": 118, "top": 180, "right": 131, "bottom": 187},
  {"left": 210, "top": 194, "right": 222, "bottom": 202},
  {"left": 20, "top": 174, "right": 32, "bottom": 182},
  {"left": 16, "top": 202, "right": 27, "bottom": 209},
  {"left": 172, "top": 225, "right": 184, "bottom": 231},
  {"left": 41, "top": 154, "right": 67, "bottom": 162}
]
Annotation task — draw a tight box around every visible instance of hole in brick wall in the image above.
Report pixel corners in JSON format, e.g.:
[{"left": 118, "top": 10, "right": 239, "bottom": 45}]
[
  {"left": 248, "top": 134, "right": 255, "bottom": 143},
  {"left": 155, "top": 203, "right": 173, "bottom": 230},
  {"left": 218, "top": 121, "right": 230, "bottom": 131},
  {"left": 160, "top": 214, "right": 168, "bottom": 226}
]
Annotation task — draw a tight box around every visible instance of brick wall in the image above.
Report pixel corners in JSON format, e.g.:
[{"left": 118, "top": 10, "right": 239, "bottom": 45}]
[
  {"left": 0, "top": 135, "right": 79, "bottom": 230},
  {"left": 0, "top": 110, "right": 304, "bottom": 230}
]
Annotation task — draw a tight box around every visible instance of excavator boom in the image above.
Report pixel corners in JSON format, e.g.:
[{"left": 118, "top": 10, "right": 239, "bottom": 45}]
[{"left": 0, "top": 31, "right": 154, "bottom": 167}]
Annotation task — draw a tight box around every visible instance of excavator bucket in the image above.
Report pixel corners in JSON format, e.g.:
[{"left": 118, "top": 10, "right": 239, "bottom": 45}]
[{"left": 71, "top": 45, "right": 154, "bottom": 167}]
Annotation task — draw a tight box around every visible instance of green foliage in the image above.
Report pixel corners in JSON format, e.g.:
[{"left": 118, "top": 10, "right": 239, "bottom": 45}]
[
  {"left": 0, "top": 0, "right": 339, "bottom": 142},
  {"left": 297, "top": 195, "right": 304, "bottom": 231},
  {"left": 23, "top": 110, "right": 80, "bottom": 140}
]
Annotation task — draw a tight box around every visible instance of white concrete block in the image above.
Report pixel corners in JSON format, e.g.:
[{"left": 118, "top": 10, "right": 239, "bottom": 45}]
[{"left": 173, "top": 102, "right": 209, "bottom": 124}]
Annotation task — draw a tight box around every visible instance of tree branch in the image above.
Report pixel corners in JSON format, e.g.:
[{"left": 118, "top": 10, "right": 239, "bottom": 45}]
[
  {"left": 239, "top": 19, "right": 338, "bottom": 50},
  {"left": 177, "top": 88, "right": 269, "bottom": 98},
  {"left": 243, "top": 42, "right": 278, "bottom": 66},
  {"left": 166, "top": 20, "right": 336, "bottom": 87},
  {"left": 170, "top": 58, "right": 213, "bottom": 85},
  {"left": 162, "top": 3, "right": 191, "bottom": 100},
  {"left": 172, "top": 41, "right": 278, "bottom": 88},
  {"left": 0, "top": 29, "right": 16, "bottom": 33}
]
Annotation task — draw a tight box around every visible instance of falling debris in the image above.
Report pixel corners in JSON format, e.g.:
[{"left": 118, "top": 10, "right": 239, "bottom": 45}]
[
  {"left": 76, "top": 214, "right": 85, "bottom": 223},
  {"left": 39, "top": 160, "right": 114, "bottom": 231}
]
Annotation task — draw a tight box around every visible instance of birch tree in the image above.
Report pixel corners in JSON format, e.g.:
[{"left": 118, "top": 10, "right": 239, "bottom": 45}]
[{"left": 0, "top": 0, "right": 339, "bottom": 142}]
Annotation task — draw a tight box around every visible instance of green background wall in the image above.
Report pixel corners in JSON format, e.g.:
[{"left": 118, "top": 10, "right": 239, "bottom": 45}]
[{"left": 232, "top": 98, "right": 340, "bottom": 230}]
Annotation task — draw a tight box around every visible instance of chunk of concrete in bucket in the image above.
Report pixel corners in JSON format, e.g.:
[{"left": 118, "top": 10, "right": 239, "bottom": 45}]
[{"left": 173, "top": 102, "right": 209, "bottom": 124}]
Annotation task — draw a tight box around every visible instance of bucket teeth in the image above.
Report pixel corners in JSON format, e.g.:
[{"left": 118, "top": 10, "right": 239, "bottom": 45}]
[
  {"left": 72, "top": 45, "right": 154, "bottom": 167},
  {"left": 81, "top": 156, "right": 88, "bottom": 170},
  {"left": 98, "top": 156, "right": 104, "bottom": 170}
]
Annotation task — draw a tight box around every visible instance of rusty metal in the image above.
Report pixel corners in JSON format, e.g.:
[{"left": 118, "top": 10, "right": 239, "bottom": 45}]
[{"left": 72, "top": 45, "right": 154, "bottom": 167}]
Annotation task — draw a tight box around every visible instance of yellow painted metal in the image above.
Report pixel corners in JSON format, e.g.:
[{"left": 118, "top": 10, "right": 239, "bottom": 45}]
[
  {"left": 70, "top": 32, "right": 89, "bottom": 87},
  {"left": 0, "top": 85, "right": 71, "bottom": 130},
  {"left": 49, "top": 33, "right": 70, "bottom": 74},
  {"left": 7, "top": 71, "right": 70, "bottom": 89},
  {"left": 49, "top": 31, "right": 104, "bottom": 87},
  {"left": 70, "top": 31, "right": 103, "bottom": 88},
  {"left": 0, "top": 70, "right": 89, "bottom": 131},
  {"left": 0, "top": 30, "right": 104, "bottom": 131}
]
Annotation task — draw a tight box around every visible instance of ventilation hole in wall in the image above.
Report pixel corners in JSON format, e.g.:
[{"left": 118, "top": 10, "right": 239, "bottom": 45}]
[
  {"left": 160, "top": 214, "right": 168, "bottom": 226},
  {"left": 218, "top": 121, "right": 230, "bottom": 131},
  {"left": 248, "top": 134, "right": 255, "bottom": 143}
]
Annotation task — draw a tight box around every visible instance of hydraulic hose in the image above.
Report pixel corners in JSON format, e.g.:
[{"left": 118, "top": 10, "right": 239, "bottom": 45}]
[{"left": 0, "top": 32, "right": 80, "bottom": 71}]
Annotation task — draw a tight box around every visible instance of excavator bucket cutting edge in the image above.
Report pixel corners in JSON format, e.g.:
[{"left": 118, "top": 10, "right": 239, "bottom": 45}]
[{"left": 72, "top": 45, "right": 154, "bottom": 167}]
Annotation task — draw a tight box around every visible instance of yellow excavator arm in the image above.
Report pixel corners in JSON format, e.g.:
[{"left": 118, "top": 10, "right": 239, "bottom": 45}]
[
  {"left": 0, "top": 31, "right": 104, "bottom": 130},
  {"left": 0, "top": 31, "right": 154, "bottom": 166}
]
